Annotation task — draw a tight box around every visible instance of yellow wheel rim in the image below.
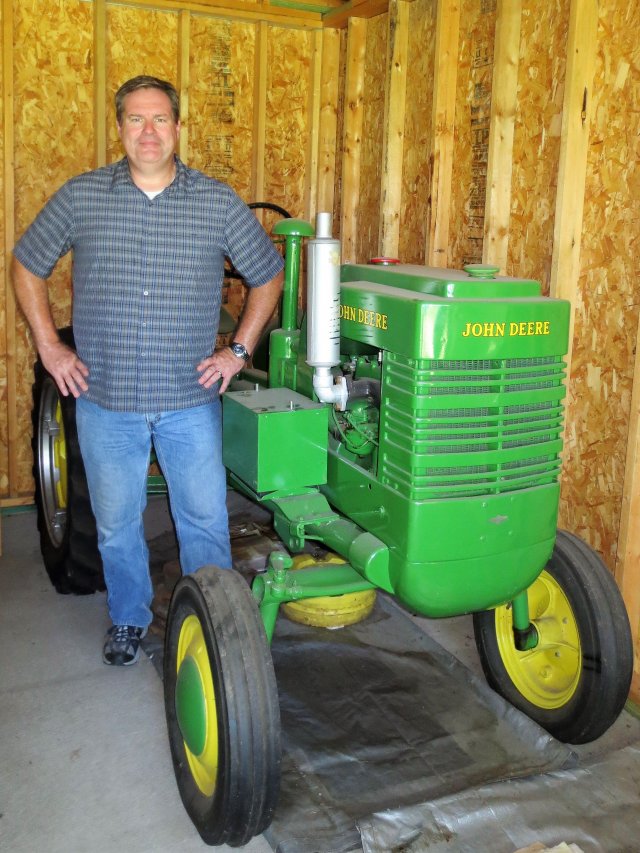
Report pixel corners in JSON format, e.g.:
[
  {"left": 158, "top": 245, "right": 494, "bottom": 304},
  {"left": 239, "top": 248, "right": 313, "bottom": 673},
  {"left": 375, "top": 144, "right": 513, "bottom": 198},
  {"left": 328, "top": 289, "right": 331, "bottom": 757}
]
[
  {"left": 495, "top": 570, "right": 582, "bottom": 710},
  {"left": 282, "top": 553, "right": 376, "bottom": 628},
  {"left": 176, "top": 615, "right": 219, "bottom": 796},
  {"left": 53, "top": 399, "right": 68, "bottom": 509}
]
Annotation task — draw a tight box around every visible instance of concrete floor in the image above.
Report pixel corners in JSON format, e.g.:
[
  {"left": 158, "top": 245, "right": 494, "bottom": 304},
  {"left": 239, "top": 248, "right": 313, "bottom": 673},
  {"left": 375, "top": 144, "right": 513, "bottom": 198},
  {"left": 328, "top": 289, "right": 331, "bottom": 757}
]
[{"left": 1, "top": 496, "right": 639, "bottom": 852}]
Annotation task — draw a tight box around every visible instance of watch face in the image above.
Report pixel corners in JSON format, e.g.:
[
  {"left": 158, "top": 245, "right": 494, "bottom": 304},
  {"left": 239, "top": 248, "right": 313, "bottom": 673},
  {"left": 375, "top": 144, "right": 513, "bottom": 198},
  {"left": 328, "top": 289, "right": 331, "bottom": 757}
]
[{"left": 231, "top": 342, "right": 249, "bottom": 360}]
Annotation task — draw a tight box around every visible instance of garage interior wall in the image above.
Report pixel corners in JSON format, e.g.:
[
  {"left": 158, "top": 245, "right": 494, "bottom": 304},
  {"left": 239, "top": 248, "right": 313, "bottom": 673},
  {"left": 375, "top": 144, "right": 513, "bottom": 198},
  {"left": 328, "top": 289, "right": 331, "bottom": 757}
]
[{"left": 1, "top": 0, "right": 639, "bottom": 700}]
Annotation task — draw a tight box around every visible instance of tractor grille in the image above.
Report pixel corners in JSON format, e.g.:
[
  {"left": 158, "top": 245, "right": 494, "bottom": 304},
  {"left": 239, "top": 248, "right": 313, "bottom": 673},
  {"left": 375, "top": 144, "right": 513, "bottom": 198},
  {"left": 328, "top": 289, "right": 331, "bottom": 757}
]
[{"left": 380, "top": 354, "right": 566, "bottom": 499}]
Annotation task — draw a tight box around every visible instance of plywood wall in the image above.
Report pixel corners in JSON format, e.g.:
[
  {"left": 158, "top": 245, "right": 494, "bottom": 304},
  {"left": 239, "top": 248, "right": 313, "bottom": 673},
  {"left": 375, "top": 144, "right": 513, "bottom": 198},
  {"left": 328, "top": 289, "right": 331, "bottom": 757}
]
[
  {"left": 507, "top": 0, "right": 569, "bottom": 293},
  {"left": 1, "top": 0, "right": 321, "bottom": 499},
  {"left": 559, "top": 0, "right": 640, "bottom": 566},
  {"left": 448, "top": 0, "right": 497, "bottom": 268},
  {"left": 2, "top": 0, "right": 639, "bottom": 694},
  {"left": 13, "top": 0, "right": 95, "bottom": 494},
  {"left": 399, "top": 0, "right": 436, "bottom": 264}
]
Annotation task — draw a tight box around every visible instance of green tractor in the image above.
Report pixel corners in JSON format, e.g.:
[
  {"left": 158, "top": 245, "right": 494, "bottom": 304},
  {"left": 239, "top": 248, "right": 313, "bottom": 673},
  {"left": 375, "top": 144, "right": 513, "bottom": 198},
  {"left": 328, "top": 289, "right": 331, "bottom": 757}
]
[{"left": 32, "top": 212, "right": 633, "bottom": 848}]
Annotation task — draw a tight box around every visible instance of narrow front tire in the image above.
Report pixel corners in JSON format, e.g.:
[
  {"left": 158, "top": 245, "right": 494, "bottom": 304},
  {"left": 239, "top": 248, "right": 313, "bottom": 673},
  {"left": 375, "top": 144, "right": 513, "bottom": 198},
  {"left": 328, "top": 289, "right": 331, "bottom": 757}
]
[
  {"left": 473, "top": 530, "right": 633, "bottom": 744},
  {"left": 164, "top": 566, "right": 281, "bottom": 846}
]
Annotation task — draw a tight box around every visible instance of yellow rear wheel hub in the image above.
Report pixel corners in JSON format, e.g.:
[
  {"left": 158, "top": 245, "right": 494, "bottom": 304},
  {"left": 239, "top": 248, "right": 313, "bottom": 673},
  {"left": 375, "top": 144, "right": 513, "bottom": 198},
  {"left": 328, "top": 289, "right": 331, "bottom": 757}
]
[{"left": 495, "top": 570, "right": 581, "bottom": 710}]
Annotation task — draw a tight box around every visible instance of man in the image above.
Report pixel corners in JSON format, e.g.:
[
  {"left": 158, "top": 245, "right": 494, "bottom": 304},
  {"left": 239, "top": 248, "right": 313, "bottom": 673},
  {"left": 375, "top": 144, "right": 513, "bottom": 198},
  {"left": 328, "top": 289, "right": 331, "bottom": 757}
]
[{"left": 12, "top": 76, "right": 284, "bottom": 666}]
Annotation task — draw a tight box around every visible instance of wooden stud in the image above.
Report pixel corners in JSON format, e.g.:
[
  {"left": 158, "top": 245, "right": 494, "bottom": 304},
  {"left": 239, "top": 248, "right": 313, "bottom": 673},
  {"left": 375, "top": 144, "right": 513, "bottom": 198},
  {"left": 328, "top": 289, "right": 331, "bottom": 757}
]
[
  {"left": 379, "top": 0, "right": 408, "bottom": 259},
  {"left": 427, "top": 0, "right": 459, "bottom": 267},
  {"left": 340, "top": 16, "right": 366, "bottom": 263},
  {"left": 304, "top": 28, "right": 323, "bottom": 220},
  {"left": 316, "top": 26, "right": 340, "bottom": 214},
  {"left": 549, "top": 0, "right": 597, "bottom": 344},
  {"left": 2, "top": 0, "right": 17, "bottom": 498},
  {"left": 251, "top": 21, "right": 268, "bottom": 209},
  {"left": 482, "top": 0, "right": 521, "bottom": 273},
  {"left": 617, "top": 313, "right": 640, "bottom": 702},
  {"left": 94, "top": 0, "right": 107, "bottom": 168},
  {"left": 177, "top": 10, "right": 190, "bottom": 163}
]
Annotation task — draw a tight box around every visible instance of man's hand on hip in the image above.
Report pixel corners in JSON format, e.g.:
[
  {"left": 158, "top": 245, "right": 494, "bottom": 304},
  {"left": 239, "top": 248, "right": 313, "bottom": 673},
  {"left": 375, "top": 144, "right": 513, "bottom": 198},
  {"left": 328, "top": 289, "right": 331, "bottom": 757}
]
[
  {"left": 40, "top": 340, "right": 90, "bottom": 398},
  {"left": 197, "top": 346, "right": 246, "bottom": 395}
]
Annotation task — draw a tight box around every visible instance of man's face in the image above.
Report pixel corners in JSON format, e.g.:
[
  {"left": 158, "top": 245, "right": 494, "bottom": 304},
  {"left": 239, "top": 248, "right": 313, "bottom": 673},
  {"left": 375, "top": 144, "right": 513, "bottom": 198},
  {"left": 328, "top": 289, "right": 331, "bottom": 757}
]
[{"left": 117, "top": 88, "right": 180, "bottom": 172}]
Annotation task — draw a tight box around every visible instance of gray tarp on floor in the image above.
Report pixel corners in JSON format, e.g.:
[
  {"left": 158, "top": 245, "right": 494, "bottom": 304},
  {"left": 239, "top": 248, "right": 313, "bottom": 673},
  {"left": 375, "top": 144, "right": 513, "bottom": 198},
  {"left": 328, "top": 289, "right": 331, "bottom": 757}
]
[
  {"left": 358, "top": 745, "right": 640, "bottom": 853},
  {"left": 263, "top": 596, "right": 574, "bottom": 853}
]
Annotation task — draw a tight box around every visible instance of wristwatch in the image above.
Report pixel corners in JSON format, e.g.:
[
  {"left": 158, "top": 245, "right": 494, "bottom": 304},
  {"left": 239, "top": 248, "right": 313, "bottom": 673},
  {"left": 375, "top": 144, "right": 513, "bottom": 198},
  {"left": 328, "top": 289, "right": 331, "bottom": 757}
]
[{"left": 229, "top": 341, "right": 250, "bottom": 361}]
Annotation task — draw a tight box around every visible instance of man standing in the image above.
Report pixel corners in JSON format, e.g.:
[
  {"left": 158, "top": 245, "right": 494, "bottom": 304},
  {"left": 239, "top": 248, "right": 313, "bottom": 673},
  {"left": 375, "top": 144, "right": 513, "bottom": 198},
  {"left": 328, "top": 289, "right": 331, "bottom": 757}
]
[{"left": 12, "top": 75, "right": 284, "bottom": 666}]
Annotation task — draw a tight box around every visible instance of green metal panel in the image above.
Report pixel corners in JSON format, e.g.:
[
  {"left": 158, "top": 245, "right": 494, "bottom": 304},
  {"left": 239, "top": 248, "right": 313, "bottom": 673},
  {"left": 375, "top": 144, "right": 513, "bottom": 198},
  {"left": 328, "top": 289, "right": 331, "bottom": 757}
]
[
  {"left": 321, "top": 443, "right": 559, "bottom": 616},
  {"left": 338, "top": 280, "right": 570, "bottom": 360},
  {"left": 222, "top": 387, "right": 328, "bottom": 494}
]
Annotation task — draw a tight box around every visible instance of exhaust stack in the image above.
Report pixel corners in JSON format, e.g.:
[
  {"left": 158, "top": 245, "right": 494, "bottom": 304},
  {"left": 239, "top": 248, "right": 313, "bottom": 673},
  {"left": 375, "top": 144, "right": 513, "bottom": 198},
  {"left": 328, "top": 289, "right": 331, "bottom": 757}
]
[{"left": 306, "top": 213, "right": 348, "bottom": 410}]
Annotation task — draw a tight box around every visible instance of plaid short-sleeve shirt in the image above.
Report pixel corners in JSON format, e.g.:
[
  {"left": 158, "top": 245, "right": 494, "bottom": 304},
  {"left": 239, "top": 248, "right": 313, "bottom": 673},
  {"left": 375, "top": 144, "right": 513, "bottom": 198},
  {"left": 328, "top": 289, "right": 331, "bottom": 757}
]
[{"left": 14, "top": 157, "right": 284, "bottom": 412}]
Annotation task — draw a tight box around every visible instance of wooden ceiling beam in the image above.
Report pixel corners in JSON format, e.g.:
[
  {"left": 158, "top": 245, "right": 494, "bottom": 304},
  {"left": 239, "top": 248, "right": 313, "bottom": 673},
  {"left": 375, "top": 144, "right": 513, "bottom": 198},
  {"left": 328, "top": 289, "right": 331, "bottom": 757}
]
[{"left": 323, "top": 0, "right": 395, "bottom": 28}]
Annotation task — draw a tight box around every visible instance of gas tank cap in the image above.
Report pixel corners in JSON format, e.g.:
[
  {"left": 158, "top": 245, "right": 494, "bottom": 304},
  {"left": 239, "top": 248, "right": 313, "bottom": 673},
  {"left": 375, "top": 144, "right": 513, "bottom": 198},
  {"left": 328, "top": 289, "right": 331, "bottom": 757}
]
[
  {"left": 464, "top": 264, "right": 500, "bottom": 279},
  {"left": 370, "top": 256, "right": 400, "bottom": 265}
]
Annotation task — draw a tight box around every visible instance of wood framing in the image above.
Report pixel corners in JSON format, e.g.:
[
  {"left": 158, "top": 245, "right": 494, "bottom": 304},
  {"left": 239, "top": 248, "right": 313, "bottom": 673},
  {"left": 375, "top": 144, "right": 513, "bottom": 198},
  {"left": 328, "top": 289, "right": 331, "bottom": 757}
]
[
  {"left": 2, "top": 0, "right": 17, "bottom": 499},
  {"left": 482, "top": 0, "right": 521, "bottom": 272},
  {"left": 177, "top": 10, "right": 190, "bottom": 163},
  {"left": 549, "top": 0, "right": 598, "bottom": 337},
  {"left": 304, "top": 28, "right": 324, "bottom": 219},
  {"left": 251, "top": 21, "right": 269, "bottom": 205},
  {"left": 93, "top": 0, "right": 107, "bottom": 167},
  {"left": 426, "top": 0, "right": 459, "bottom": 267},
  {"left": 378, "top": 0, "right": 408, "bottom": 258},
  {"left": 122, "top": 0, "right": 322, "bottom": 28},
  {"left": 340, "top": 16, "right": 366, "bottom": 262},
  {"left": 323, "top": 0, "right": 392, "bottom": 28},
  {"left": 316, "top": 26, "right": 340, "bottom": 213},
  {"left": 617, "top": 314, "right": 640, "bottom": 703}
]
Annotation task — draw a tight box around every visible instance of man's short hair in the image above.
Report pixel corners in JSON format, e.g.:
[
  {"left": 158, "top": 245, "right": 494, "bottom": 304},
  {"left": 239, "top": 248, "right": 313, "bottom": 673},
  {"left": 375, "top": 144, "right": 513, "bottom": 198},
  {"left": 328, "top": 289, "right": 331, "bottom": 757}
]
[{"left": 115, "top": 76, "right": 180, "bottom": 123}]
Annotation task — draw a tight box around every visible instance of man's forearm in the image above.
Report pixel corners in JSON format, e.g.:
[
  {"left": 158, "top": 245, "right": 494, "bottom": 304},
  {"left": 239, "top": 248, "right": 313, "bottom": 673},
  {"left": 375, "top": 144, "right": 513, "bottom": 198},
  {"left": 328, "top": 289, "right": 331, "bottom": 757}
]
[
  {"left": 11, "top": 257, "right": 61, "bottom": 352},
  {"left": 12, "top": 255, "right": 89, "bottom": 397},
  {"left": 233, "top": 270, "right": 284, "bottom": 354}
]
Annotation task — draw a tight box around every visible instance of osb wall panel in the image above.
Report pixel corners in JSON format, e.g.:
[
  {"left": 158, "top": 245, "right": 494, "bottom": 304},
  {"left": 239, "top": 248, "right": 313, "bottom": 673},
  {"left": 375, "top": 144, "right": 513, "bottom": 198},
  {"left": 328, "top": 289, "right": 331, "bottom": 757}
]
[
  {"left": 12, "top": 0, "right": 94, "bottom": 495},
  {"left": 263, "top": 26, "right": 312, "bottom": 217},
  {"left": 448, "top": 0, "right": 496, "bottom": 268},
  {"left": 559, "top": 0, "right": 640, "bottom": 569},
  {"left": 188, "top": 16, "right": 255, "bottom": 200},
  {"left": 507, "top": 0, "right": 569, "bottom": 292},
  {"left": 356, "top": 13, "right": 387, "bottom": 263},
  {"left": 0, "top": 0, "right": 7, "bottom": 494},
  {"left": 106, "top": 5, "right": 178, "bottom": 164},
  {"left": 400, "top": 0, "right": 436, "bottom": 264},
  {"left": 188, "top": 17, "right": 256, "bottom": 324}
]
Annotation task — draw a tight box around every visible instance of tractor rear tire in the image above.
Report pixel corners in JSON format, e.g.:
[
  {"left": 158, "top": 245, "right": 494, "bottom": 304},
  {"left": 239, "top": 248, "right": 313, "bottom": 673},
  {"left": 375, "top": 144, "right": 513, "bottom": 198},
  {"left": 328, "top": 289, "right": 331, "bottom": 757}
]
[
  {"left": 32, "top": 328, "right": 103, "bottom": 594},
  {"left": 473, "top": 530, "right": 633, "bottom": 744},
  {"left": 164, "top": 566, "right": 281, "bottom": 847}
]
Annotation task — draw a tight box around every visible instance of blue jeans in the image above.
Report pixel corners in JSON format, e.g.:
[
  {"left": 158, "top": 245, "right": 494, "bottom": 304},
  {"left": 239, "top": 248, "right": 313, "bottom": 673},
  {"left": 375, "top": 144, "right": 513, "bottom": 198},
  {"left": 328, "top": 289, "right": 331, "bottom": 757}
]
[{"left": 76, "top": 398, "right": 232, "bottom": 628}]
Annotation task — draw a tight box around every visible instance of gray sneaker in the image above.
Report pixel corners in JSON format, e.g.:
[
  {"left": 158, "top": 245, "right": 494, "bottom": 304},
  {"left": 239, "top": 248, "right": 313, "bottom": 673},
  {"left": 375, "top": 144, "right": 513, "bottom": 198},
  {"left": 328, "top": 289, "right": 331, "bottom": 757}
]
[{"left": 103, "top": 625, "right": 148, "bottom": 666}]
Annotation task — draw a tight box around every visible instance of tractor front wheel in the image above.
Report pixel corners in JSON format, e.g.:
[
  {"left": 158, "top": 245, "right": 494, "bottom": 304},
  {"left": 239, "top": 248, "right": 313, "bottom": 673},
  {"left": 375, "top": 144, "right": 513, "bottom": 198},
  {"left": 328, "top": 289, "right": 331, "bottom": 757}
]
[
  {"left": 473, "top": 530, "right": 633, "bottom": 744},
  {"left": 164, "top": 566, "right": 281, "bottom": 846}
]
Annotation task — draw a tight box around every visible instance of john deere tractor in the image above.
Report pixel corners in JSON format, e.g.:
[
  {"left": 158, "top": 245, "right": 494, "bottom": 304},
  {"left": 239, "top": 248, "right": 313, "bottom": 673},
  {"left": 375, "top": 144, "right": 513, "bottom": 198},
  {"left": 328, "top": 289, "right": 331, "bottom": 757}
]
[{"left": 32, "top": 212, "right": 634, "bottom": 848}]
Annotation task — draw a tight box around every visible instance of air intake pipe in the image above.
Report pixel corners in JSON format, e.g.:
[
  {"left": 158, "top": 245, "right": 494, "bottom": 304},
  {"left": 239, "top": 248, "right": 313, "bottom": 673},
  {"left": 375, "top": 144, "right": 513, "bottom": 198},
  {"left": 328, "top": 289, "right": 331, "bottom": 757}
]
[{"left": 306, "top": 212, "right": 348, "bottom": 411}]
